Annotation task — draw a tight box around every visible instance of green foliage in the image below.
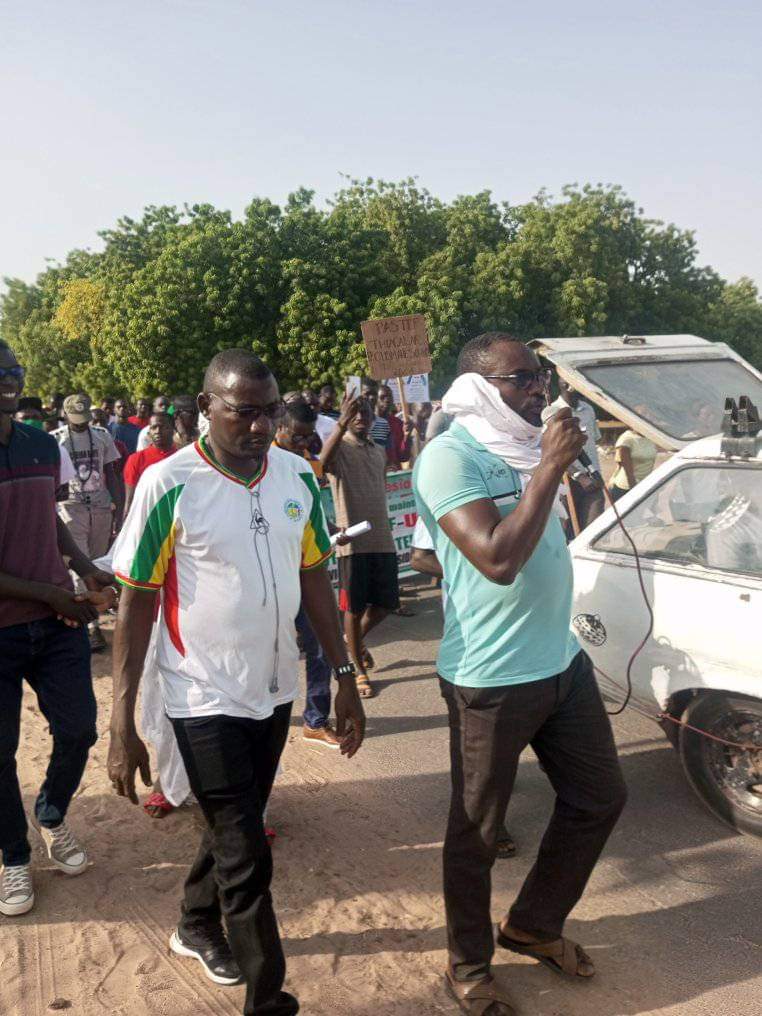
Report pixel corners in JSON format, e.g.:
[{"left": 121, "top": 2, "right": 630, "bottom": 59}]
[{"left": 2, "top": 180, "right": 760, "bottom": 400}]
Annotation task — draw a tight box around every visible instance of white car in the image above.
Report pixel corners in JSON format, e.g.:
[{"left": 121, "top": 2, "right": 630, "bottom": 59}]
[
  {"left": 568, "top": 411, "right": 762, "bottom": 835},
  {"left": 527, "top": 335, "right": 762, "bottom": 834}
]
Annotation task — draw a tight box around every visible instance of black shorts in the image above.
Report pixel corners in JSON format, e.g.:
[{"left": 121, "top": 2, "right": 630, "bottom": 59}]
[{"left": 338, "top": 553, "right": 400, "bottom": 614}]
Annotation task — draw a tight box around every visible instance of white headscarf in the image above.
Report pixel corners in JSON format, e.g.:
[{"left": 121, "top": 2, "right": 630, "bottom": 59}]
[{"left": 442, "top": 372, "right": 566, "bottom": 514}]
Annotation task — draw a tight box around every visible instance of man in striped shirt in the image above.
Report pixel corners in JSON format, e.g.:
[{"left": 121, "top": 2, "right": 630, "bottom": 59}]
[{"left": 107, "top": 349, "right": 365, "bottom": 1015}]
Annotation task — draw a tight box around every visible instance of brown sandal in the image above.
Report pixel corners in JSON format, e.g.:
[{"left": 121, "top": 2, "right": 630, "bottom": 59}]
[
  {"left": 497, "top": 927, "right": 594, "bottom": 977},
  {"left": 356, "top": 675, "right": 375, "bottom": 699},
  {"left": 444, "top": 970, "right": 516, "bottom": 1016}
]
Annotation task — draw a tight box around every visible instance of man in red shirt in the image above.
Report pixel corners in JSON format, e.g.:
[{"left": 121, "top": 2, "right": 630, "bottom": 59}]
[
  {"left": 377, "top": 384, "right": 412, "bottom": 469},
  {"left": 127, "top": 397, "right": 152, "bottom": 430},
  {"left": 123, "top": 413, "right": 176, "bottom": 514}
]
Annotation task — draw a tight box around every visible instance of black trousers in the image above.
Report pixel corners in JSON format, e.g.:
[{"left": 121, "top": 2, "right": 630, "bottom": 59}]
[
  {"left": 171, "top": 705, "right": 298, "bottom": 1016},
  {"left": 440, "top": 651, "right": 627, "bottom": 982}
]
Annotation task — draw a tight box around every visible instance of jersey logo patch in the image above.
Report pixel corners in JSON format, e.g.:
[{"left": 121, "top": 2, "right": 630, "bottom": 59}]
[{"left": 284, "top": 498, "right": 305, "bottom": 522}]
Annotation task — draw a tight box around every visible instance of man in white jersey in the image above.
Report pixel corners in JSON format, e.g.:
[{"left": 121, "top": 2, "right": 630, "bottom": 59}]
[{"left": 107, "top": 349, "right": 365, "bottom": 1016}]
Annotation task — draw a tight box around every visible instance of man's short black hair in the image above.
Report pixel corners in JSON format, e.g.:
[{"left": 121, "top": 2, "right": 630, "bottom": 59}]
[
  {"left": 457, "top": 332, "right": 526, "bottom": 376},
  {"left": 284, "top": 399, "right": 317, "bottom": 427},
  {"left": 17, "top": 396, "right": 43, "bottom": 411},
  {"left": 173, "top": 393, "right": 196, "bottom": 410},
  {"left": 149, "top": 411, "right": 173, "bottom": 425},
  {"left": 204, "top": 348, "right": 272, "bottom": 392}
]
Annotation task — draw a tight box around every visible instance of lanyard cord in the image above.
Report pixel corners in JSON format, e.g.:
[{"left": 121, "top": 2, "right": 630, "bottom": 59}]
[{"left": 249, "top": 488, "right": 281, "bottom": 694}]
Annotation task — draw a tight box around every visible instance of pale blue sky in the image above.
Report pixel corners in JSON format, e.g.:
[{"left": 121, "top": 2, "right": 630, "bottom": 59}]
[{"left": 2, "top": 0, "right": 760, "bottom": 287}]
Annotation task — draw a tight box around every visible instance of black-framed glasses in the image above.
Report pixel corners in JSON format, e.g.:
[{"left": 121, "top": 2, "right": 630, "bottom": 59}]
[
  {"left": 482, "top": 368, "right": 552, "bottom": 391},
  {"left": 208, "top": 392, "right": 285, "bottom": 421},
  {"left": 0, "top": 365, "right": 25, "bottom": 383}
]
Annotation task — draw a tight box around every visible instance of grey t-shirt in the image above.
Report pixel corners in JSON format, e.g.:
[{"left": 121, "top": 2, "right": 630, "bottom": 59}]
[{"left": 53, "top": 425, "right": 120, "bottom": 509}]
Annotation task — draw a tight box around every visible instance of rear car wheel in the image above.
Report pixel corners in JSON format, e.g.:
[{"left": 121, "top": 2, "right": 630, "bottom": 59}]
[{"left": 679, "top": 692, "right": 762, "bottom": 837}]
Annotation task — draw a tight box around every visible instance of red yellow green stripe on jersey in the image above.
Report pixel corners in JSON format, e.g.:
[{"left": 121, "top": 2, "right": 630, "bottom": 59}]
[
  {"left": 115, "top": 484, "right": 184, "bottom": 589},
  {"left": 298, "top": 470, "right": 332, "bottom": 570},
  {"left": 115, "top": 484, "right": 186, "bottom": 655}
]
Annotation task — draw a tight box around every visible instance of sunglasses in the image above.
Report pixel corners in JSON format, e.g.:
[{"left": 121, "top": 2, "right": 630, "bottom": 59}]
[
  {"left": 0, "top": 365, "right": 25, "bottom": 383},
  {"left": 208, "top": 392, "right": 285, "bottom": 421},
  {"left": 482, "top": 368, "right": 552, "bottom": 391}
]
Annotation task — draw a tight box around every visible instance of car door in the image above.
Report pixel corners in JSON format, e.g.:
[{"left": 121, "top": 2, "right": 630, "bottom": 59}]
[{"left": 571, "top": 461, "right": 762, "bottom": 711}]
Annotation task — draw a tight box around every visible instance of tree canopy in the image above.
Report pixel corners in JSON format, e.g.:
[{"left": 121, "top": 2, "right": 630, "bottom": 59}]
[{"left": 3, "top": 179, "right": 760, "bottom": 399}]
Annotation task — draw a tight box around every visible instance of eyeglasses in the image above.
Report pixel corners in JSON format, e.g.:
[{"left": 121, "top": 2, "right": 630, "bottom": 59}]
[
  {"left": 482, "top": 368, "right": 552, "bottom": 391},
  {"left": 288, "top": 431, "right": 315, "bottom": 445},
  {"left": 208, "top": 392, "right": 285, "bottom": 421},
  {"left": 0, "top": 365, "right": 25, "bottom": 383}
]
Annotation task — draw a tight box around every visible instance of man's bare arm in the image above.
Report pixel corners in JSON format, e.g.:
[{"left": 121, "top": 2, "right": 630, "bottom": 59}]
[
  {"left": 410, "top": 548, "right": 443, "bottom": 580},
  {"left": 438, "top": 409, "right": 586, "bottom": 586},
  {"left": 320, "top": 390, "right": 360, "bottom": 473},
  {"left": 105, "top": 461, "right": 125, "bottom": 532},
  {"left": 300, "top": 564, "right": 365, "bottom": 757},
  {"left": 107, "top": 587, "right": 157, "bottom": 802}
]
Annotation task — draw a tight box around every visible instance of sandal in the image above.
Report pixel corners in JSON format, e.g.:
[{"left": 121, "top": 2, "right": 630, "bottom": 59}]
[
  {"left": 356, "top": 675, "right": 375, "bottom": 699},
  {"left": 361, "top": 646, "right": 375, "bottom": 670},
  {"left": 444, "top": 969, "right": 516, "bottom": 1016},
  {"left": 496, "top": 926, "right": 595, "bottom": 978},
  {"left": 495, "top": 830, "right": 516, "bottom": 859},
  {"left": 143, "top": 792, "right": 174, "bottom": 818}
]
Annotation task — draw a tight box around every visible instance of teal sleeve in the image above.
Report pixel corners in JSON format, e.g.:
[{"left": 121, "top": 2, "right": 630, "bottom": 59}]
[{"left": 414, "top": 441, "right": 489, "bottom": 521}]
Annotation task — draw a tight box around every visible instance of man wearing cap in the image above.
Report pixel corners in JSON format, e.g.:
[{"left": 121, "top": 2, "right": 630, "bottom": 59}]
[{"left": 53, "top": 395, "right": 125, "bottom": 653}]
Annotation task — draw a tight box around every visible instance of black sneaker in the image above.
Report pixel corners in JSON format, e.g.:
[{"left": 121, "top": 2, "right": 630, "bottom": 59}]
[{"left": 169, "top": 926, "right": 243, "bottom": 985}]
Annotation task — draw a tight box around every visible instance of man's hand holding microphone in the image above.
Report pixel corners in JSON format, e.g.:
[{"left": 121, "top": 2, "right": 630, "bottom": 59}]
[{"left": 539, "top": 405, "right": 589, "bottom": 479}]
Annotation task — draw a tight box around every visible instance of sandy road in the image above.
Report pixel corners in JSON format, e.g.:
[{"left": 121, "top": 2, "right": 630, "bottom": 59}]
[{"left": 2, "top": 587, "right": 760, "bottom": 1016}]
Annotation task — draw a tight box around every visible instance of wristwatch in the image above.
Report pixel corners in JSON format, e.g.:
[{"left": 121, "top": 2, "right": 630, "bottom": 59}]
[{"left": 335, "top": 662, "right": 357, "bottom": 680}]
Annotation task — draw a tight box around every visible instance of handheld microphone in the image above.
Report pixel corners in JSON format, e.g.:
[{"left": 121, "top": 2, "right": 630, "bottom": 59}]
[{"left": 540, "top": 404, "right": 602, "bottom": 484}]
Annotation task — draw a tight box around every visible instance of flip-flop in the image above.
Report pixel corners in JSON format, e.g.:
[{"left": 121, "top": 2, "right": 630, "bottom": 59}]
[
  {"left": 356, "top": 675, "right": 375, "bottom": 699},
  {"left": 496, "top": 927, "right": 595, "bottom": 977},
  {"left": 496, "top": 831, "right": 516, "bottom": 859},
  {"left": 143, "top": 792, "right": 173, "bottom": 818},
  {"left": 444, "top": 969, "right": 516, "bottom": 1015}
]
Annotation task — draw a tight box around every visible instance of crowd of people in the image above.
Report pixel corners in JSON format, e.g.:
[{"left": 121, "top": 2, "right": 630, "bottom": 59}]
[{"left": 1, "top": 332, "right": 651, "bottom": 1016}]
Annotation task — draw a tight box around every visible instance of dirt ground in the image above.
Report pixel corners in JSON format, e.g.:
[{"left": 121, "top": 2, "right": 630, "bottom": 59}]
[{"left": 2, "top": 589, "right": 761, "bottom": 1016}]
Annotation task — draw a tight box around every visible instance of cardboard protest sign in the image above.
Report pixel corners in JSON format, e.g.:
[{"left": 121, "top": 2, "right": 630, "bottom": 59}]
[
  {"left": 361, "top": 314, "right": 432, "bottom": 381},
  {"left": 384, "top": 374, "right": 430, "bottom": 405}
]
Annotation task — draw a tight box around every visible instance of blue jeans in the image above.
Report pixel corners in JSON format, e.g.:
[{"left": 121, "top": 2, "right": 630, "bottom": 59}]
[
  {"left": 0, "top": 618, "right": 96, "bottom": 866},
  {"left": 295, "top": 606, "right": 331, "bottom": 730}
]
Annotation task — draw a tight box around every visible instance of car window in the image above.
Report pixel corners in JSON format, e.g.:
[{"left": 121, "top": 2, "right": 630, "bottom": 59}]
[
  {"left": 581, "top": 359, "right": 762, "bottom": 441},
  {"left": 594, "top": 465, "right": 762, "bottom": 577}
]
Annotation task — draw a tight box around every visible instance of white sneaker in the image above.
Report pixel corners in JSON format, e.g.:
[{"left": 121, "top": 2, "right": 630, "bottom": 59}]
[
  {"left": 0, "top": 865, "right": 35, "bottom": 916},
  {"left": 39, "top": 822, "right": 88, "bottom": 875}
]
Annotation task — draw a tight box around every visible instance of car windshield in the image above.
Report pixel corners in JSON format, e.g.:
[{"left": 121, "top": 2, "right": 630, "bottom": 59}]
[
  {"left": 581, "top": 359, "right": 762, "bottom": 441},
  {"left": 594, "top": 464, "right": 762, "bottom": 577}
]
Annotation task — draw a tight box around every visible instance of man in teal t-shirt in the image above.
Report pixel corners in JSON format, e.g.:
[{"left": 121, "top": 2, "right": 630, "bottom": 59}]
[{"left": 414, "top": 333, "right": 626, "bottom": 1011}]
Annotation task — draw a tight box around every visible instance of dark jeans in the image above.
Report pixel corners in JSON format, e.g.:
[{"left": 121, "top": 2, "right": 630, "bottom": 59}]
[
  {"left": 0, "top": 618, "right": 96, "bottom": 867},
  {"left": 295, "top": 606, "right": 331, "bottom": 730},
  {"left": 171, "top": 705, "right": 299, "bottom": 1016},
  {"left": 440, "top": 650, "right": 627, "bottom": 982}
]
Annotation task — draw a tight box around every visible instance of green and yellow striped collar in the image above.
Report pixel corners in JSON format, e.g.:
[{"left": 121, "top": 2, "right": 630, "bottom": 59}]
[{"left": 195, "top": 435, "right": 268, "bottom": 489}]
